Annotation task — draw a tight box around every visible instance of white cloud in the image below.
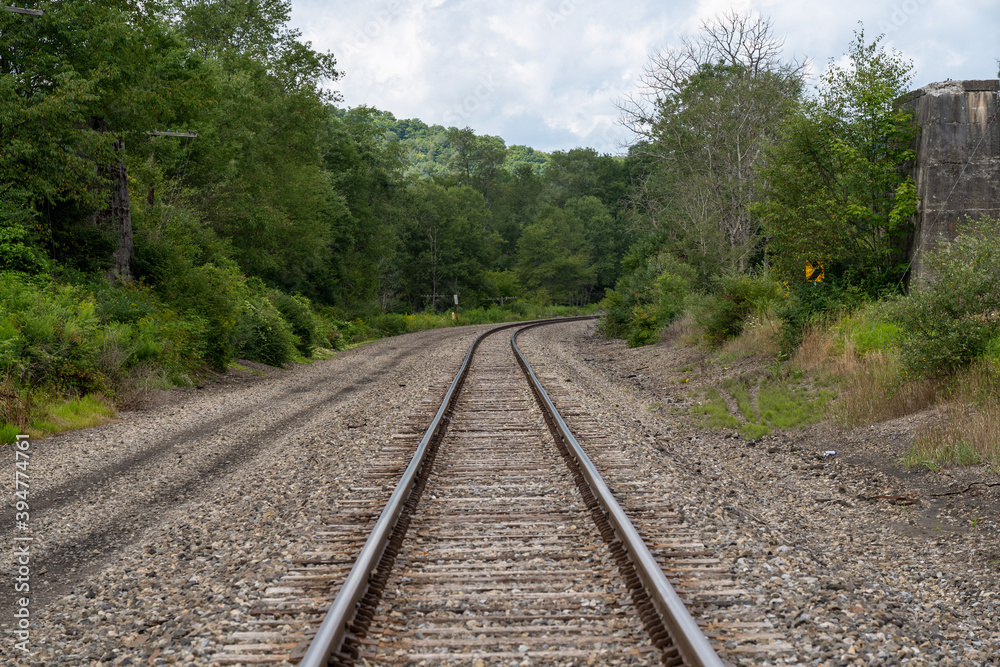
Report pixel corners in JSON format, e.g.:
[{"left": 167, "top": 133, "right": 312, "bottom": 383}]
[{"left": 288, "top": 0, "right": 1000, "bottom": 152}]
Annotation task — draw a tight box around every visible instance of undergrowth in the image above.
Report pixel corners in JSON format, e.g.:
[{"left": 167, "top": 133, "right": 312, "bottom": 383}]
[{"left": 700, "top": 371, "right": 832, "bottom": 439}]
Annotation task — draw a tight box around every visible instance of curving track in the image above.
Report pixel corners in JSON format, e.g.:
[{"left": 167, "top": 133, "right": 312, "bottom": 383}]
[{"left": 214, "top": 320, "right": 792, "bottom": 666}]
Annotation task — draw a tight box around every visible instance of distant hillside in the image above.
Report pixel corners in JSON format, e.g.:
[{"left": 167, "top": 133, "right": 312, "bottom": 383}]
[{"left": 347, "top": 109, "right": 551, "bottom": 177}]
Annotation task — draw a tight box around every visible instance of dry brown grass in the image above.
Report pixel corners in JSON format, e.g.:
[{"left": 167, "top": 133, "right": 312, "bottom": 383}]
[
  {"left": 0, "top": 373, "right": 31, "bottom": 430},
  {"left": 792, "top": 323, "right": 937, "bottom": 426},
  {"left": 658, "top": 313, "right": 700, "bottom": 348},
  {"left": 717, "top": 312, "right": 780, "bottom": 360},
  {"left": 908, "top": 363, "right": 1000, "bottom": 467}
]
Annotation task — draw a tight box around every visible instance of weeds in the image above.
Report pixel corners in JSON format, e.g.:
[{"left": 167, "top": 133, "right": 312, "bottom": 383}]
[
  {"left": 706, "top": 372, "right": 831, "bottom": 438},
  {"left": 0, "top": 422, "right": 18, "bottom": 445},
  {"left": 793, "top": 320, "right": 936, "bottom": 426},
  {"left": 904, "top": 366, "right": 1000, "bottom": 467},
  {"left": 692, "top": 388, "right": 740, "bottom": 430},
  {"left": 0, "top": 372, "right": 32, "bottom": 432},
  {"left": 717, "top": 313, "right": 780, "bottom": 362},
  {"left": 31, "top": 394, "right": 116, "bottom": 436}
]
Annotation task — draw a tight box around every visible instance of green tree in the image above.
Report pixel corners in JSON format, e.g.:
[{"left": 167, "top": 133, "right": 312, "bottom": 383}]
[
  {"left": 504, "top": 145, "right": 549, "bottom": 174},
  {"left": 890, "top": 217, "right": 1000, "bottom": 377},
  {"left": 1, "top": 1, "right": 210, "bottom": 279},
  {"left": 541, "top": 148, "right": 629, "bottom": 210},
  {"left": 167, "top": 0, "right": 343, "bottom": 298},
  {"left": 516, "top": 206, "right": 596, "bottom": 305},
  {"left": 400, "top": 181, "right": 499, "bottom": 311},
  {"left": 447, "top": 127, "right": 508, "bottom": 205},
  {"left": 621, "top": 11, "right": 804, "bottom": 280},
  {"left": 488, "top": 164, "right": 544, "bottom": 269},
  {"left": 480, "top": 269, "right": 522, "bottom": 306},
  {"left": 322, "top": 107, "right": 409, "bottom": 314},
  {"left": 538, "top": 150, "right": 634, "bottom": 295},
  {"left": 563, "top": 196, "right": 622, "bottom": 294},
  {"left": 756, "top": 28, "right": 917, "bottom": 291}
]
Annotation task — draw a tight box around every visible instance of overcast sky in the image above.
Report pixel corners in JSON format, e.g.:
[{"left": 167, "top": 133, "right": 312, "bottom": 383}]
[{"left": 287, "top": 0, "right": 1000, "bottom": 154}]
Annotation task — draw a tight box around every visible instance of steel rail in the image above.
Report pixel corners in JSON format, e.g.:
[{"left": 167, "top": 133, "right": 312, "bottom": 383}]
[
  {"left": 299, "top": 317, "right": 592, "bottom": 667},
  {"left": 511, "top": 321, "right": 725, "bottom": 667}
]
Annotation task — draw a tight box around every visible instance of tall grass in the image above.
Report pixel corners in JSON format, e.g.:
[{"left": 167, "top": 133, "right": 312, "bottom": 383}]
[
  {"left": 794, "top": 324, "right": 936, "bottom": 426},
  {"left": 788, "top": 308, "right": 999, "bottom": 467},
  {"left": 907, "top": 363, "right": 1000, "bottom": 468},
  {"left": 716, "top": 312, "right": 780, "bottom": 361}
]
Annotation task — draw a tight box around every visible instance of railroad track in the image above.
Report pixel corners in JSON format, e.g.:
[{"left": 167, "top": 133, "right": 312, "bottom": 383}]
[{"left": 214, "top": 320, "right": 793, "bottom": 666}]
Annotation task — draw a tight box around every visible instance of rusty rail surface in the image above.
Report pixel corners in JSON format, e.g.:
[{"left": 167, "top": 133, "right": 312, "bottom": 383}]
[{"left": 299, "top": 317, "right": 723, "bottom": 666}]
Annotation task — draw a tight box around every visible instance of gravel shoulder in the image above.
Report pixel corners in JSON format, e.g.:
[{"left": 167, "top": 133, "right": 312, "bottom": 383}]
[
  {"left": 519, "top": 320, "right": 1000, "bottom": 667},
  {"left": 0, "top": 325, "right": 493, "bottom": 665}
]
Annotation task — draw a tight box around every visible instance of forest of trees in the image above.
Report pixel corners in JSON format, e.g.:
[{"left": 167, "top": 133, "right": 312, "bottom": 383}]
[
  {"left": 0, "top": 0, "right": 636, "bottom": 435},
  {"left": 4, "top": 3, "right": 999, "bottom": 448},
  {"left": 603, "top": 13, "right": 926, "bottom": 348},
  {"left": 1, "top": 0, "right": 631, "bottom": 314}
]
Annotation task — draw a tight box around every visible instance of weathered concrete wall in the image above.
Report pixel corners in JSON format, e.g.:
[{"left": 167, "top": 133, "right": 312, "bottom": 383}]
[{"left": 902, "top": 80, "right": 1000, "bottom": 280}]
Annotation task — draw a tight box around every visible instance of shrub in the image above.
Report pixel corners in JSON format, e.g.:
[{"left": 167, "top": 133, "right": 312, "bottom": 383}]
[
  {"left": 370, "top": 313, "right": 409, "bottom": 337},
  {"left": 889, "top": 217, "right": 1000, "bottom": 378},
  {"left": 696, "top": 271, "right": 783, "bottom": 347},
  {"left": 0, "top": 272, "right": 104, "bottom": 393},
  {"left": 601, "top": 251, "right": 695, "bottom": 346},
  {"left": 93, "top": 283, "right": 160, "bottom": 325},
  {"left": 0, "top": 220, "right": 49, "bottom": 274},
  {"left": 272, "top": 291, "right": 321, "bottom": 356},
  {"left": 625, "top": 304, "right": 661, "bottom": 347},
  {"left": 776, "top": 275, "right": 868, "bottom": 354},
  {"left": 157, "top": 262, "right": 247, "bottom": 368},
  {"left": 232, "top": 299, "right": 298, "bottom": 367}
]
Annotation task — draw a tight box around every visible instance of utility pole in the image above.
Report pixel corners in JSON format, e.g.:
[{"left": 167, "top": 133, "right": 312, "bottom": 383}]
[{"left": 147, "top": 131, "right": 198, "bottom": 138}]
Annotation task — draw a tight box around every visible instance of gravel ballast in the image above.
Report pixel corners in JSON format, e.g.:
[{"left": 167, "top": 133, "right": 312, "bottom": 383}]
[
  {"left": 518, "top": 321, "right": 1000, "bottom": 667},
  {"left": 0, "top": 326, "right": 491, "bottom": 665},
  {"left": 4, "top": 319, "right": 998, "bottom": 666}
]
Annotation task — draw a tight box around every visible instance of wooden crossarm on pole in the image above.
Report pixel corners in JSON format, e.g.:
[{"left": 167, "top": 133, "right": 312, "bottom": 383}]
[
  {"left": 146, "top": 130, "right": 198, "bottom": 138},
  {"left": 4, "top": 6, "right": 44, "bottom": 15}
]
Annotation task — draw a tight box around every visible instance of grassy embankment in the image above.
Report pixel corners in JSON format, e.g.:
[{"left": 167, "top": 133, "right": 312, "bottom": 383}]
[
  {"left": 603, "top": 218, "right": 1000, "bottom": 471},
  {"left": 678, "top": 302, "right": 999, "bottom": 470}
]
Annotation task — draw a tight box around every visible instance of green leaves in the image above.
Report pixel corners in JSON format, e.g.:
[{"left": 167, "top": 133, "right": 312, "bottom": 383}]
[
  {"left": 758, "top": 27, "right": 917, "bottom": 291},
  {"left": 516, "top": 205, "right": 595, "bottom": 306},
  {"left": 890, "top": 217, "right": 1000, "bottom": 378}
]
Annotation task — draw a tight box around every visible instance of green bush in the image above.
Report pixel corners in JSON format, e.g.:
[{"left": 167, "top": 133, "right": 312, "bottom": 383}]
[
  {"left": 157, "top": 262, "right": 247, "bottom": 368},
  {"left": 696, "top": 272, "right": 783, "bottom": 347},
  {"left": 889, "top": 217, "right": 1000, "bottom": 378},
  {"left": 371, "top": 313, "right": 409, "bottom": 337},
  {"left": 272, "top": 291, "right": 322, "bottom": 356},
  {"left": 328, "top": 318, "right": 375, "bottom": 348},
  {"left": 0, "top": 218, "right": 49, "bottom": 274},
  {"left": 625, "top": 305, "right": 662, "bottom": 347},
  {"left": 984, "top": 334, "right": 1000, "bottom": 364},
  {"left": 232, "top": 299, "right": 298, "bottom": 367},
  {"left": 776, "top": 275, "right": 868, "bottom": 354},
  {"left": 507, "top": 300, "right": 530, "bottom": 317},
  {"left": 601, "top": 251, "right": 695, "bottom": 346},
  {"left": 0, "top": 272, "right": 104, "bottom": 392}
]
